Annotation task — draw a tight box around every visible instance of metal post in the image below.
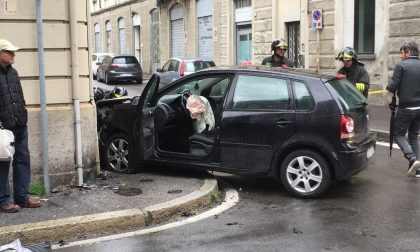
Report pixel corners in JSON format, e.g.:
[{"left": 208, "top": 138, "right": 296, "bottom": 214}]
[
  {"left": 316, "top": 29, "right": 320, "bottom": 73},
  {"left": 36, "top": 0, "right": 50, "bottom": 193}
]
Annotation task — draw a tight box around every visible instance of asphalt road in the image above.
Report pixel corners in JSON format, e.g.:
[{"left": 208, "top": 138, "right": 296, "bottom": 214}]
[
  {"left": 93, "top": 79, "right": 146, "bottom": 98},
  {"left": 54, "top": 144, "right": 420, "bottom": 252}
]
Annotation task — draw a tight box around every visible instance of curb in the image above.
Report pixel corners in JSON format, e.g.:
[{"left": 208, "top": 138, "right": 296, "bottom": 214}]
[{"left": 0, "top": 178, "right": 218, "bottom": 245}]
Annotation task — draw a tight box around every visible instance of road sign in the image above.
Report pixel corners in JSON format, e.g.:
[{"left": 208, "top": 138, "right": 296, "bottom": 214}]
[{"left": 311, "top": 9, "right": 323, "bottom": 29}]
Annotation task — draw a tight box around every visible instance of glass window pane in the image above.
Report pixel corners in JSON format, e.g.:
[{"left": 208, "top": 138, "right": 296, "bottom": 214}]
[
  {"left": 293, "top": 81, "right": 313, "bottom": 110},
  {"left": 354, "top": 0, "right": 375, "bottom": 53},
  {"left": 232, "top": 75, "right": 289, "bottom": 110}
]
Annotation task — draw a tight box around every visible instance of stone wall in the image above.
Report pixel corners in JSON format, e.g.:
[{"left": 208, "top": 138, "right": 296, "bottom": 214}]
[{"left": 253, "top": 0, "right": 273, "bottom": 64}]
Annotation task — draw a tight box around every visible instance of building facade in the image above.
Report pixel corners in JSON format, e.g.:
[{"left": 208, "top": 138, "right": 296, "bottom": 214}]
[
  {"left": 92, "top": 0, "right": 420, "bottom": 105},
  {"left": 0, "top": 0, "right": 97, "bottom": 185}
]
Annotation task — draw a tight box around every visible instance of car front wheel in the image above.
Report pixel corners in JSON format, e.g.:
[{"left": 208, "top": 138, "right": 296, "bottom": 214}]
[
  {"left": 280, "top": 149, "right": 331, "bottom": 198},
  {"left": 103, "top": 133, "right": 130, "bottom": 173}
]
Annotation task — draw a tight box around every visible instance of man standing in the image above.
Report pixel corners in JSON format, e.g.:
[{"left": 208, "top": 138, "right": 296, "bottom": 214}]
[
  {"left": 262, "top": 39, "right": 294, "bottom": 67},
  {"left": 0, "top": 39, "right": 41, "bottom": 213},
  {"left": 387, "top": 40, "right": 420, "bottom": 177},
  {"left": 336, "top": 47, "right": 370, "bottom": 98}
]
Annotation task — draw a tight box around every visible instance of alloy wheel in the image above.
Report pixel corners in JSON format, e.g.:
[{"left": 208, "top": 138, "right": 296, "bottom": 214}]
[{"left": 286, "top": 155, "right": 323, "bottom": 193}]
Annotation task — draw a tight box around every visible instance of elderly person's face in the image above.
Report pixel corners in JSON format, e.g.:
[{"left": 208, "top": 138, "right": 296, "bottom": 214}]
[{"left": 0, "top": 50, "right": 15, "bottom": 66}]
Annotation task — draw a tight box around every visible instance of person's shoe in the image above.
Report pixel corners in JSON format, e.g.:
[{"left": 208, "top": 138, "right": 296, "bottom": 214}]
[
  {"left": 0, "top": 203, "right": 20, "bottom": 213},
  {"left": 416, "top": 169, "right": 420, "bottom": 178},
  {"left": 17, "top": 197, "right": 41, "bottom": 208},
  {"left": 407, "top": 160, "right": 420, "bottom": 177}
]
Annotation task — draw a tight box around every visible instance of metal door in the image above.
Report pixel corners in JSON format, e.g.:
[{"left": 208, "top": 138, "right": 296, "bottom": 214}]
[
  {"left": 236, "top": 25, "right": 252, "bottom": 64},
  {"left": 198, "top": 16, "right": 213, "bottom": 58},
  {"left": 287, "top": 21, "right": 302, "bottom": 68},
  {"left": 150, "top": 9, "right": 160, "bottom": 73},
  {"left": 171, "top": 19, "right": 184, "bottom": 58}
]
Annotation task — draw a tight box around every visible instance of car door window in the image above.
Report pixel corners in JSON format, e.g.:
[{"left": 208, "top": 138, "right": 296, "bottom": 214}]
[
  {"left": 162, "top": 60, "right": 171, "bottom": 72},
  {"left": 169, "top": 60, "right": 179, "bottom": 72},
  {"left": 292, "top": 81, "right": 313, "bottom": 111},
  {"left": 232, "top": 75, "right": 290, "bottom": 110},
  {"left": 209, "top": 77, "right": 229, "bottom": 96}
]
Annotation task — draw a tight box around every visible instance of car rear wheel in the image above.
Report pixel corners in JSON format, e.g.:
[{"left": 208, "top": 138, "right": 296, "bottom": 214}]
[
  {"left": 103, "top": 133, "right": 130, "bottom": 173},
  {"left": 280, "top": 149, "right": 331, "bottom": 198}
]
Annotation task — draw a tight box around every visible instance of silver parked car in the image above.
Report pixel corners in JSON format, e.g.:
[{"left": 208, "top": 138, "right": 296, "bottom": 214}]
[{"left": 157, "top": 57, "right": 216, "bottom": 87}]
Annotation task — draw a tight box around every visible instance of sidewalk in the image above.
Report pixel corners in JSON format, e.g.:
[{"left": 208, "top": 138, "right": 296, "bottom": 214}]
[
  {"left": 0, "top": 168, "right": 218, "bottom": 245},
  {"left": 368, "top": 104, "right": 391, "bottom": 142}
]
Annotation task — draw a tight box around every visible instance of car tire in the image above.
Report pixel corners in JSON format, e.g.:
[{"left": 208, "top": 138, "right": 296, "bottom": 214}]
[
  {"left": 280, "top": 149, "right": 331, "bottom": 199},
  {"left": 103, "top": 133, "right": 131, "bottom": 173},
  {"left": 93, "top": 72, "right": 97, "bottom": 80},
  {"left": 97, "top": 70, "right": 102, "bottom": 82}
]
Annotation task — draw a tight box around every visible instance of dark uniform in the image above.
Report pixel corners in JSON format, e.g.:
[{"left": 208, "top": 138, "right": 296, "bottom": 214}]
[
  {"left": 261, "top": 55, "right": 294, "bottom": 68},
  {"left": 338, "top": 62, "right": 370, "bottom": 98}
]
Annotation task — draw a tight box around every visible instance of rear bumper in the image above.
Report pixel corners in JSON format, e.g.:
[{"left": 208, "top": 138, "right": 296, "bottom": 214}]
[
  {"left": 335, "top": 133, "right": 376, "bottom": 180},
  {"left": 108, "top": 72, "right": 143, "bottom": 81}
]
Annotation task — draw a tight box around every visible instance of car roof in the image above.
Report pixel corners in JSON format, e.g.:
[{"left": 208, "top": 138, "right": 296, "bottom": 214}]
[
  {"left": 195, "top": 66, "right": 336, "bottom": 81},
  {"left": 169, "top": 57, "right": 215, "bottom": 62}
]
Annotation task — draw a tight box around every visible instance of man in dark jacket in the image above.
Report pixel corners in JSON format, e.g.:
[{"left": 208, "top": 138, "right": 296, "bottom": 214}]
[
  {"left": 0, "top": 39, "right": 41, "bottom": 213},
  {"left": 336, "top": 47, "right": 370, "bottom": 98},
  {"left": 261, "top": 39, "right": 294, "bottom": 67},
  {"left": 387, "top": 40, "right": 420, "bottom": 177}
]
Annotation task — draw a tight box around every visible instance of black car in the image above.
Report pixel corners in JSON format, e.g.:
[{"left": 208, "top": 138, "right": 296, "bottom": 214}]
[
  {"left": 97, "top": 55, "right": 143, "bottom": 84},
  {"left": 98, "top": 67, "right": 376, "bottom": 198}
]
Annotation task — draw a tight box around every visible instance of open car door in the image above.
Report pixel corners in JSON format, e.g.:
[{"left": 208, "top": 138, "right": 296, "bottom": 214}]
[{"left": 129, "top": 74, "right": 160, "bottom": 169}]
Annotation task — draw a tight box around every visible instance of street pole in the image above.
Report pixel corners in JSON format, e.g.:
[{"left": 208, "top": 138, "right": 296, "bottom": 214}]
[
  {"left": 36, "top": 0, "right": 50, "bottom": 193},
  {"left": 316, "top": 29, "right": 320, "bottom": 73}
]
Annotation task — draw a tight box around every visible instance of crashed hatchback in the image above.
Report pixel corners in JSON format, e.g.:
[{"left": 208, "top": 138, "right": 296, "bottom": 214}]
[{"left": 98, "top": 67, "right": 376, "bottom": 198}]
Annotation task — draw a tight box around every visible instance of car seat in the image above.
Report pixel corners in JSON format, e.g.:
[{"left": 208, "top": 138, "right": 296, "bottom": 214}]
[{"left": 186, "top": 95, "right": 216, "bottom": 156}]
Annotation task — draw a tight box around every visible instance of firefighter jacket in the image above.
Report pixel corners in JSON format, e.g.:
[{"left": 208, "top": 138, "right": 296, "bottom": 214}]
[
  {"left": 262, "top": 55, "right": 294, "bottom": 68},
  {"left": 338, "top": 62, "right": 370, "bottom": 98}
]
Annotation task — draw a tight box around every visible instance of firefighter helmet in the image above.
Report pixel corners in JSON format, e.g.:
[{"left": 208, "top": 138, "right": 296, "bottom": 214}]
[
  {"left": 336, "top": 47, "right": 358, "bottom": 61},
  {"left": 271, "top": 39, "right": 288, "bottom": 51}
]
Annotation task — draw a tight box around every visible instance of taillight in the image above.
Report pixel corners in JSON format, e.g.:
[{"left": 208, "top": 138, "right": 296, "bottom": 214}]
[
  {"left": 340, "top": 115, "right": 354, "bottom": 139},
  {"left": 96, "top": 62, "right": 101, "bottom": 65},
  {"left": 179, "top": 61, "right": 185, "bottom": 77},
  {"left": 109, "top": 64, "right": 118, "bottom": 70},
  {"left": 134, "top": 64, "right": 141, "bottom": 69}
]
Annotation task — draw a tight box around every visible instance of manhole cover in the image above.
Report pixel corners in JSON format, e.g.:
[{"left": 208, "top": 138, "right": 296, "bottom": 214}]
[
  {"left": 115, "top": 187, "right": 142, "bottom": 196},
  {"left": 167, "top": 189, "right": 182, "bottom": 194}
]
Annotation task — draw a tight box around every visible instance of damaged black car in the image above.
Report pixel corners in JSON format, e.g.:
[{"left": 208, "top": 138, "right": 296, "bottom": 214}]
[{"left": 97, "top": 67, "right": 376, "bottom": 198}]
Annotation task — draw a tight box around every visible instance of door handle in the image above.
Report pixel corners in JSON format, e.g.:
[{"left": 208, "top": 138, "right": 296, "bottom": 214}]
[{"left": 276, "top": 120, "right": 292, "bottom": 127}]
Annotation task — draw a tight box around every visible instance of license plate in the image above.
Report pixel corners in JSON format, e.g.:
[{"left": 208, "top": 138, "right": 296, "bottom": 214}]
[{"left": 367, "top": 145, "right": 375, "bottom": 159}]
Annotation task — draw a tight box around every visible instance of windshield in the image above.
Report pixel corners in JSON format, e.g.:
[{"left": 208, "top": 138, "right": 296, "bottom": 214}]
[
  {"left": 328, "top": 78, "right": 367, "bottom": 110},
  {"left": 185, "top": 61, "right": 215, "bottom": 72}
]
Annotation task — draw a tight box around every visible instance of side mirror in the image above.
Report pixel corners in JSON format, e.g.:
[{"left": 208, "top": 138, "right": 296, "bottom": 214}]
[{"left": 156, "top": 68, "right": 162, "bottom": 72}]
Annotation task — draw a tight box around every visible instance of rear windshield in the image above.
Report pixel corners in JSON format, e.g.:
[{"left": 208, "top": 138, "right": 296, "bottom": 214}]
[
  {"left": 328, "top": 78, "right": 366, "bottom": 109},
  {"left": 112, "top": 57, "right": 138, "bottom": 64},
  {"left": 185, "top": 61, "right": 215, "bottom": 72}
]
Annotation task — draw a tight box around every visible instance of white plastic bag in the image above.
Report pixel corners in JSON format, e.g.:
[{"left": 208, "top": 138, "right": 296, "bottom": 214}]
[
  {"left": 0, "top": 239, "right": 32, "bottom": 252},
  {"left": 0, "top": 127, "right": 15, "bottom": 161}
]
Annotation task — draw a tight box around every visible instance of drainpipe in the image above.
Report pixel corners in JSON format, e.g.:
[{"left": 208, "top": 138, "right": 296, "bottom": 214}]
[
  {"left": 35, "top": 0, "right": 50, "bottom": 194},
  {"left": 69, "top": 0, "right": 84, "bottom": 186}
]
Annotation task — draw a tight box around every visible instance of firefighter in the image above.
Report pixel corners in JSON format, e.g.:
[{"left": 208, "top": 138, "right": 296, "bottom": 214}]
[
  {"left": 262, "top": 39, "right": 294, "bottom": 67},
  {"left": 336, "top": 47, "right": 370, "bottom": 98}
]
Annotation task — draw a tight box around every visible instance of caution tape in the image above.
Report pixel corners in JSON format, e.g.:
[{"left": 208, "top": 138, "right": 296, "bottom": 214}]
[{"left": 368, "top": 89, "right": 387, "bottom": 95}]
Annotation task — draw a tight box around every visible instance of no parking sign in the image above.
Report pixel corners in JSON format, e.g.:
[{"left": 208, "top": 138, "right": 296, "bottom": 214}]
[{"left": 311, "top": 9, "right": 323, "bottom": 29}]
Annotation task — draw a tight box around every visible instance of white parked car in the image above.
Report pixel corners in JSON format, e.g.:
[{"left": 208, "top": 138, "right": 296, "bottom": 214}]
[{"left": 92, "top": 53, "right": 115, "bottom": 80}]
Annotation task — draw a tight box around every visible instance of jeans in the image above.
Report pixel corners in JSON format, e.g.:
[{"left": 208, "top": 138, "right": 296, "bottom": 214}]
[
  {"left": 0, "top": 126, "right": 31, "bottom": 206},
  {"left": 393, "top": 108, "right": 420, "bottom": 163}
]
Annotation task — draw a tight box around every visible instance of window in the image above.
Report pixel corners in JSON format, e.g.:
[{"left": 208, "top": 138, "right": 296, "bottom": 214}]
[
  {"left": 235, "top": 0, "right": 251, "bottom": 9},
  {"left": 94, "top": 23, "right": 101, "bottom": 53},
  {"left": 292, "top": 81, "right": 313, "bottom": 111},
  {"left": 354, "top": 0, "right": 375, "bottom": 54},
  {"left": 162, "top": 60, "right": 171, "bottom": 72},
  {"left": 112, "top": 57, "right": 138, "bottom": 64},
  {"left": 232, "top": 76, "right": 290, "bottom": 110},
  {"left": 328, "top": 78, "right": 366, "bottom": 110},
  {"left": 118, "top": 18, "right": 126, "bottom": 54}
]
